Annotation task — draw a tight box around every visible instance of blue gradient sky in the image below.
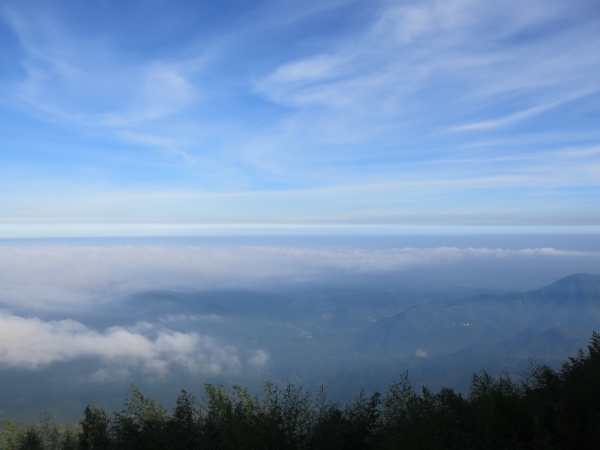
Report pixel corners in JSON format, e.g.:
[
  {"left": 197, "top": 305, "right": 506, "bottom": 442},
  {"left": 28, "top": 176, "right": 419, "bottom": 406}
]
[{"left": 1, "top": 0, "right": 600, "bottom": 237}]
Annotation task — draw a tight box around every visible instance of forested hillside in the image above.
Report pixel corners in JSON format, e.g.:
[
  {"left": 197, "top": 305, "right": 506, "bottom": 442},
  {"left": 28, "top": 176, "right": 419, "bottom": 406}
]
[
  {"left": 3, "top": 331, "right": 600, "bottom": 449},
  {"left": 363, "top": 273, "right": 600, "bottom": 357}
]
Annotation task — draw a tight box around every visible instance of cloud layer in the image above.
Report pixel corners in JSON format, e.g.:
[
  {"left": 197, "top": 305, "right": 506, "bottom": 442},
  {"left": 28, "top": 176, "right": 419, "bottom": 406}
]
[
  {"left": 0, "top": 239, "right": 597, "bottom": 381},
  {"left": 0, "top": 243, "right": 597, "bottom": 310},
  {"left": 0, "top": 311, "right": 263, "bottom": 380}
]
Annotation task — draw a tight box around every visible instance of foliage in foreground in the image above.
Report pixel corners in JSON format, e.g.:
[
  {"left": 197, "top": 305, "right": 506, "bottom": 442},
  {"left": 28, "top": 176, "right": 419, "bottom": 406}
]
[{"left": 2, "top": 331, "right": 600, "bottom": 450}]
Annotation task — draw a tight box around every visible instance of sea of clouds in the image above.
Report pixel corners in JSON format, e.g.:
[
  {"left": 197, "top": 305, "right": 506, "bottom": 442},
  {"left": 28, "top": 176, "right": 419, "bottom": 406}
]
[
  {"left": 0, "top": 242, "right": 598, "bottom": 380},
  {"left": 0, "top": 244, "right": 595, "bottom": 309}
]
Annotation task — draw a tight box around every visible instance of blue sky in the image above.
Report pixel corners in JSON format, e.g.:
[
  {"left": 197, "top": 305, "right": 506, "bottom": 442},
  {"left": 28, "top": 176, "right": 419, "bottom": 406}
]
[{"left": 1, "top": 0, "right": 600, "bottom": 237}]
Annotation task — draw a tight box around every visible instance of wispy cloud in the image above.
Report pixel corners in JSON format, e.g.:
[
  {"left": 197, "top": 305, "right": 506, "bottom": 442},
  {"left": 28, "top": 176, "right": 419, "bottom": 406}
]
[
  {"left": 254, "top": 0, "right": 600, "bottom": 171},
  {"left": 447, "top": 101, "right": 566, "bottom": 132},
  {"left": 257, "top": 0, "right": 600, "bottom": 114},
  {"left": 2, "top": 144, "right": 600, "bottom": 230},
  {"left": 554, "top": 145, "right": 600, "bottom": 158},
  {"left": 0, "top": 0, "right": 599, "bottom": 229},
  {"left": 447, "top": 91, "right": 598, "bottom": 132},
  {"left": 2, "top": 6, "right": 197, "bottom": 132}
]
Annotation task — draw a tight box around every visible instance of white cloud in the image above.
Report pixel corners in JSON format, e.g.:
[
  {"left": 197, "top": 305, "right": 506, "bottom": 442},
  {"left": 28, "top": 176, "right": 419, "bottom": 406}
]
[
  {"left": 265, "top": 54, "right": 347, "bottom": 84},
  {"left": 0, "top": 311, "right": 243, "bottom": 377},
  {"left": 447, "top": 91, "right": 597, "bottom": 132},
  {"left": 86, "top": 367, "right": 130, "bottom": 383},
  {"left": 247, "top": 349, "right": 269, "bottom": 369},
  {"left": 447, "top": 100, "right": 567, "bottom": 132},
  {"left": 2, "top": 6, "right": 196, "bottom": 131},
  {"left": 0, "top": 244, "right": 596, "bottom": 310},
  {"left": 160, "top": 314, "right": 226, "bottom": 324},
  {"left": 555, "top": 145, "right": 600, "bottom": 158},
  {"left": 98, "top": 62, "right": 194, "bottom": 126},
  {"left": 257, "top": 0, "right": 600, "bottom": 131}
]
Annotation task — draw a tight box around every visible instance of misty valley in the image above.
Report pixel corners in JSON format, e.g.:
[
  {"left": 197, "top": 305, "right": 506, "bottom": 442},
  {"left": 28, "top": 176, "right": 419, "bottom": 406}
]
[
  {"left": 0, "top": 235, "right": 600, "bottom": 450},
  {"left": 123, "top": 273, "right": 600, "bottom": 395},
  {"left": 2, "top": 271, "right": 598, "bottom": 427}
]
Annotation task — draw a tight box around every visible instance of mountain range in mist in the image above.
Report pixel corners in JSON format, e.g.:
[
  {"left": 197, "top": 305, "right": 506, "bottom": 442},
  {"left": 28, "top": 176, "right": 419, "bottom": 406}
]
[{"left": 0, "top": 273, "right": 598, "bottom": 422}]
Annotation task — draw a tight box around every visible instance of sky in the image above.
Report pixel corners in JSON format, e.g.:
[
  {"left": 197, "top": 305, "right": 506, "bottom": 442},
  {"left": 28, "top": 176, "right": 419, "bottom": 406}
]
[{"left": 1, "top": 0, "right": 600, "bottom": 237}]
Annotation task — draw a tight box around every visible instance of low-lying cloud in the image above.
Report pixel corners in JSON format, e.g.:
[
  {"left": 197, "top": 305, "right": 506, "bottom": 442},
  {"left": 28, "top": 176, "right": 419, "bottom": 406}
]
[
  {"left": 0, "top": 311, "right": 260, "bottom": 379},
  {"left": 0, "top": 244, "right": 597, "bottom": 310}
]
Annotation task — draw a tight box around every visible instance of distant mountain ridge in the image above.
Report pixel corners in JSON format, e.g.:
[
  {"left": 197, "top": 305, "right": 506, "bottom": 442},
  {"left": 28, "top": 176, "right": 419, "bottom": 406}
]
[
  {"left": 473, "top": 273, "right": 600, "bottom": 306},
  {"left": 362, "top": 273, "right": 600, "bottom": 358}
]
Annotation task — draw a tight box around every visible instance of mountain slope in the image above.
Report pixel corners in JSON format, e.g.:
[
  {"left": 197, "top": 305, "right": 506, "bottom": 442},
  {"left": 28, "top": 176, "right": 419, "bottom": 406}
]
[{"left": 362, "top": 274, "right": 600, "bottom": 357}]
